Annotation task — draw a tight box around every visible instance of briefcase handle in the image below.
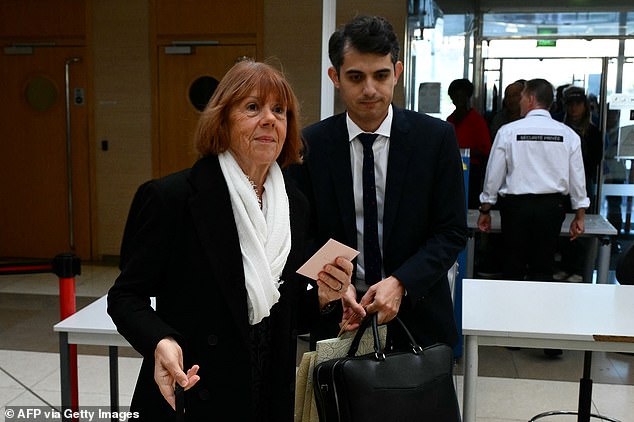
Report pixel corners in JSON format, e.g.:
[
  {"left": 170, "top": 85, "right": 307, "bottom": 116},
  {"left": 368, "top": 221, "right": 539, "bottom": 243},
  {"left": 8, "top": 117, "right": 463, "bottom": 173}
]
[
  {"left": 346, "top": 313, "right": 382, "bottom": 358},
  {"left": 347, "top": 314, "right": 423, "bottom": 359}
]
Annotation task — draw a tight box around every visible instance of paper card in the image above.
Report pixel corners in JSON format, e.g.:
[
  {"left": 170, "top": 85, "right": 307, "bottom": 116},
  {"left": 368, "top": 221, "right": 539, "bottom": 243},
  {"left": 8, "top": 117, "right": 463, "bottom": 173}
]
[{"left": 296, "top": 238, "right": 359, "bottom": 280}]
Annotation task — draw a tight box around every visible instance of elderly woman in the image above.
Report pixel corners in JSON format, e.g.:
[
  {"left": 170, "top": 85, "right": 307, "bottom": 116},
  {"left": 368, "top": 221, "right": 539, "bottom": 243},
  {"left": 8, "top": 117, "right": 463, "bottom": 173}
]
[{"left": 108, "top": 60, "right": 354, "bottom": 421}]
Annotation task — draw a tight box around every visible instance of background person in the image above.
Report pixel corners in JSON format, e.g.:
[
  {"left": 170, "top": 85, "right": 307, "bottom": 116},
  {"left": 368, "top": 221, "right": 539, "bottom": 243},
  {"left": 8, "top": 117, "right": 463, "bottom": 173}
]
[
  {"left": 478, "top": 78, "right": 589, "bottom": 283},
  {"left": 478, "top": 79, "right": 526, "bottom": 277},
  {"left": 550, "top": 83, "right": 571, "bottom": 122},
  {"left": 447, "top": 78, "right": 492, "bottom": 209},
  {"left": 489, "top": 79, "right": 526, "bottom": 140},
  {"left": 563, "top": 86, "right": 603, "bottom": 207},
  {"left": 288, "top": 15, "right": 467, "bottom": 355},
  {"left": 554, "top": 86, "right": 603, "bottom": 282},
  {"left": 108, "top": 60, "right": 353, "bottom": 422},
  {"left": 478, "top": 78, "right": 589, "bottom": 357}
]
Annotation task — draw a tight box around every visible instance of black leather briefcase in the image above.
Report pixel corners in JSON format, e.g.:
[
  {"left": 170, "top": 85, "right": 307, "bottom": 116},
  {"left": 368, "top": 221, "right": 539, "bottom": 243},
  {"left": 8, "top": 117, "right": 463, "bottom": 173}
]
[{"left": 313, "top": 314, "right": 461, "bottom": 422}]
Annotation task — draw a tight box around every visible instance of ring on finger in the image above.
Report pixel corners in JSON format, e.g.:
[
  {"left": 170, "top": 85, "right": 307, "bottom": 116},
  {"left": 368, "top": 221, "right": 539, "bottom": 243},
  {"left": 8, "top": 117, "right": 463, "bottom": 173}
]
[{"left": 335, "top": 283, "right": 343, "bottom": 291}]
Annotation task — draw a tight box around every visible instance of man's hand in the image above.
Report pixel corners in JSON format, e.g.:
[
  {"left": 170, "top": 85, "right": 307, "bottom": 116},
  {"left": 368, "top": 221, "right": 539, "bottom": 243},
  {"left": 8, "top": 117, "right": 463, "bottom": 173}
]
[
  {"left": 478, "top": 213, "right": 491, "bottom": 232},
  {"left": 570, "top": 216, "right": 585, "bottom": 240},
  {"left": 337, "top": 284, "right": 366, "bottom": 332},
  {"left": 570, "top": 208, "right": 586, "bottom": 241},
  {"left": 359, "top": 276, "right": 405, "bottom": 325},
  {"left": 154, "top": 337, "right": 200, "bottom": 410}
]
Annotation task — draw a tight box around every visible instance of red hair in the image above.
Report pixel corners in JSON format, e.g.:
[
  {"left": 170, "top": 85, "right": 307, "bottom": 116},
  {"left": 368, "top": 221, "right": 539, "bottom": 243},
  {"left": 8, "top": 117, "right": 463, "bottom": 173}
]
[{"left": 194, "top": 60, "right": 303, "bottom": 168}]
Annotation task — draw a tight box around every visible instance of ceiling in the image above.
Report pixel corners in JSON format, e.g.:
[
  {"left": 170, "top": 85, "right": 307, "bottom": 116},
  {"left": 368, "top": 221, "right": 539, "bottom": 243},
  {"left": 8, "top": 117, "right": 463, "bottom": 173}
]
[{"left": 435, "top": 0, "right": 634, "bottom": 14}]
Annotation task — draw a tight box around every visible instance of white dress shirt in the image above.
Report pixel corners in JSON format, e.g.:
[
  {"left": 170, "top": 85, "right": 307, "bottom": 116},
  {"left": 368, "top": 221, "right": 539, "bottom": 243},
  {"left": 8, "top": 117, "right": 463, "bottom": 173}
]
[
  {"left": 480, "top": 109, "right": 590, "bottom": 210},
  {"left": 347, "top": 105, "right": 393, "bottom": 286}
]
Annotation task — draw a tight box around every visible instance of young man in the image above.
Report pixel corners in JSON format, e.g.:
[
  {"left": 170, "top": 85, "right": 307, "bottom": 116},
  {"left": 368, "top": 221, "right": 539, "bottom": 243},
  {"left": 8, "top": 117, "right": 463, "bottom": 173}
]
[{"left": 288, "top": 15, "right": 467, "bottom": 350}]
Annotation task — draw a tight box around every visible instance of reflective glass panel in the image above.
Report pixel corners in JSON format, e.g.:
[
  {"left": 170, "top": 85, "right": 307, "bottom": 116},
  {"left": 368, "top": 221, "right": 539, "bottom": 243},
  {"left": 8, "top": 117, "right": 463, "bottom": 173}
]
[{"left": 483, "top": 12, "right": 634, "bottom": 38}]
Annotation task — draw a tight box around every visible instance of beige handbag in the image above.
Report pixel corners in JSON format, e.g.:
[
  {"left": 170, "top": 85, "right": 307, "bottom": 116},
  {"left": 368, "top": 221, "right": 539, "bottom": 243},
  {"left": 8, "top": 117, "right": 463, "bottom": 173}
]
[{"left": 294, "top": 326, "right": 387, "bottom": 422}]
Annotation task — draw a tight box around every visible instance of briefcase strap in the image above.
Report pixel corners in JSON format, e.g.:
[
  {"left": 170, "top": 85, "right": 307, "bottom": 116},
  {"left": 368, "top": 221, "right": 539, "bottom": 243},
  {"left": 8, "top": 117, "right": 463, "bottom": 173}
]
[
  {"left": 347, "top": 314, "right": 423, "bottom": 358},
  {"left": 393, "top": 316, "right": 424, "bottom": 353}
]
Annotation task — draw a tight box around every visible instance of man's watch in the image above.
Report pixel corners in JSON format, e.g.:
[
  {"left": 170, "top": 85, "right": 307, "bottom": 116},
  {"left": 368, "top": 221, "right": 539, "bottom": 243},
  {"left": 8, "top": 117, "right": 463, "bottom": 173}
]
[{"left": 478, "top": 205, "right": 491, "bottom": 214}]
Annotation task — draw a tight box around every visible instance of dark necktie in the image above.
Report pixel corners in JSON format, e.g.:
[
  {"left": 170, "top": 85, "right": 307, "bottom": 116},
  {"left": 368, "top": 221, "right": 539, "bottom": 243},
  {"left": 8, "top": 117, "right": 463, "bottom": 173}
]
[{"left": 358, "top": 133, "right": 382, "bottom": 285}]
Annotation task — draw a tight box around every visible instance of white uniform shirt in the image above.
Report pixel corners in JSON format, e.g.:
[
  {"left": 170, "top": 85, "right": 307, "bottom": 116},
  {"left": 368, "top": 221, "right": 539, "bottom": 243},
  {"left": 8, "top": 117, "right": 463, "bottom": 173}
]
[
  {"left": 480, "top": 109, "right": 590, "bottom": 210},
  {"left": 347, "top": 105, "right": 392, "bottom": 285}
]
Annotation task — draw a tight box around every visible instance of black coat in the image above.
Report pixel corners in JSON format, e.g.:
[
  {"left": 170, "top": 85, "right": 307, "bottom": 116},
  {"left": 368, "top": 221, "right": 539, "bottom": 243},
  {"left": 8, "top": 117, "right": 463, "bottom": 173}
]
[
  {"left": 287, "top": 107, "right": 468, "bottom": 349},
  {"left": 108, "top": 155, "right": 311, "bottom": 421}
]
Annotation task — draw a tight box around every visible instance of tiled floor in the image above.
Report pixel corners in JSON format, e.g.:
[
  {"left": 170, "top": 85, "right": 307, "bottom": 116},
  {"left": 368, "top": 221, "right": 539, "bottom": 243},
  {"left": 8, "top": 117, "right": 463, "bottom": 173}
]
[{"left": 1, "top": 263, "right": 633, "bottom": 421}]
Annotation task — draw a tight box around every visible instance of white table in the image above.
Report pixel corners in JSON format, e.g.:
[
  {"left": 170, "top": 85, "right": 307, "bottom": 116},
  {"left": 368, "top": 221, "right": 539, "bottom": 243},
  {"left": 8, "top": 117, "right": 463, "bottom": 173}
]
[
  {"left": 465, "top": 210, "right": 618, "bottom": 283},
  {"left": 54, "top": 295, "right": 139, "bottom": 421},
  {"left": 461, "top": 278, "right": 634, "bottom": 422}
]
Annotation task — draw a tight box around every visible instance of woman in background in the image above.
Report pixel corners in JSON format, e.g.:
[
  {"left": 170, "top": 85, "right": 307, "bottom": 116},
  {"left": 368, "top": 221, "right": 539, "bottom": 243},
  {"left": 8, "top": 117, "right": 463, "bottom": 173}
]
[{"left": 447, "top": 78, "right": 492, "bottom": 208}]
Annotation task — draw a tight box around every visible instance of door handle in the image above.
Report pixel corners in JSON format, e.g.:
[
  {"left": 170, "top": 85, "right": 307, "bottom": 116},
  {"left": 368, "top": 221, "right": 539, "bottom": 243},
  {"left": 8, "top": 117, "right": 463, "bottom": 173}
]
[{"left": 64, "top": 57, "right": 81, "bottom": 250}]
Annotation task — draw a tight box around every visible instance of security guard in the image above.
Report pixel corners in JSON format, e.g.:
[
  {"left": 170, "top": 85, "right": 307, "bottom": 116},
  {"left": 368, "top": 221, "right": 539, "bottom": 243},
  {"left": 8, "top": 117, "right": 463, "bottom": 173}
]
[{"left": 477, "top": 78, "right": 589, "bottom": 283}]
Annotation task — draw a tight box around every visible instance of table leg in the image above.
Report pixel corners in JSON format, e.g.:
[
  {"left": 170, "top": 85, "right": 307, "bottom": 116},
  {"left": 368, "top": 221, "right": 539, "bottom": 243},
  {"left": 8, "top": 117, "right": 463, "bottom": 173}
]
[
  {"left": 109, "top": 346, "right": 119, "bottom": 419},
  {"left": 577, "top": 351, "right": 593, "bottom": 422},
  {"left": 466, "top": 231, "right": 475, "bottom": 278},
  {"left": 59, "top": 332, "right": 71, "bottom": 422},
  {"left": 583, "top": 238, "right": 597, "bottom": 283},
  {"left": 597, "top": 237, "right": 611, "bottom": 284},
  {"left": 626, "top": 196, "right": 633, "bottom": 233},
  {"left": 463, "top": 335, "right": 478, "bottom": 422}
]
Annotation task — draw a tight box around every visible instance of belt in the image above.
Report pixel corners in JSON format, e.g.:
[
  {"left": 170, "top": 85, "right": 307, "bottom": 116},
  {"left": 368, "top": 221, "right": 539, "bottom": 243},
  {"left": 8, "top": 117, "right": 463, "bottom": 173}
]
[{"left": 503, "top": 192, "right": 563, "bottom": 200}]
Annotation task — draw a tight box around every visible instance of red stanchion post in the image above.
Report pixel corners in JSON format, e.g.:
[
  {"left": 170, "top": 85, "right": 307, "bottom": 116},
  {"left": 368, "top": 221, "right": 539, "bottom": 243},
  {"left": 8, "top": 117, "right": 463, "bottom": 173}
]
[
  {"left": 60, "top": 276, "right": 78, "bottom": 411},
  {"left": 53, "top": 253, "right": 81, "bottom": 418}
]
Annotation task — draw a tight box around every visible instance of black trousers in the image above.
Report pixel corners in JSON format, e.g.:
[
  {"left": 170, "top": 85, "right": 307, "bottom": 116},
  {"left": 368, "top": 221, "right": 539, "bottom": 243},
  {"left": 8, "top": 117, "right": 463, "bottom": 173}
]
[{"left": 499, "top": 193, "right": 566, "bottom": 281}]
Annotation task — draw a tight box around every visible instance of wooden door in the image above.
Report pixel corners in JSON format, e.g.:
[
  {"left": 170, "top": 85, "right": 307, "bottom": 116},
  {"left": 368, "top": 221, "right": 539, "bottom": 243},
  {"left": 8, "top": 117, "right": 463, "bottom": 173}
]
[
  {"left": 0, "top": 46, "right": 91, "bottom": 259},
  {"left": 157, "top": 44, "right": 256, "bottom": 176}
]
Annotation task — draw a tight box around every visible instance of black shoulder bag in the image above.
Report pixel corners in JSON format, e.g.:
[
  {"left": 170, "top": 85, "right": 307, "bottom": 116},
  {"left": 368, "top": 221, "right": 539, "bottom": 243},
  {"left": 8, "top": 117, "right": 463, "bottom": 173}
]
[{"left": 313, "top": 314, "right": 461, "bottom": 422}]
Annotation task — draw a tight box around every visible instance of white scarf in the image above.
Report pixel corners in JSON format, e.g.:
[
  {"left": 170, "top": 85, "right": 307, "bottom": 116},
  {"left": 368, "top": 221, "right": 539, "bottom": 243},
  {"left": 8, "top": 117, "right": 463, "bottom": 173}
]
[{"left": 218, "top": 151, "right": 291, "bottom": 325}]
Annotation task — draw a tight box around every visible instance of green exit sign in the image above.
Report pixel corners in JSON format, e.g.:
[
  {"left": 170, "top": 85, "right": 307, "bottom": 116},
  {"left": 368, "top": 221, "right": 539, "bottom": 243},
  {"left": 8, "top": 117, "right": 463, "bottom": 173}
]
[
  {"left": 537, "top": 27, "right": 557, "bottom": 47},
  {"left": 537, "top": 39, "right": 557, "bottom": 47}
]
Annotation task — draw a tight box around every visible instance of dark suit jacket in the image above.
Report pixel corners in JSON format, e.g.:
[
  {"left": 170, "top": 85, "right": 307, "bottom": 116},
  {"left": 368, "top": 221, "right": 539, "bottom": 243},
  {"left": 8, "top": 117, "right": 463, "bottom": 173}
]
[
  {"left": 287, "top": 106, "right": 467, "bottom": 348},
  {"left": 108, "top": 155, "right": 311, "bottom": 421}
]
